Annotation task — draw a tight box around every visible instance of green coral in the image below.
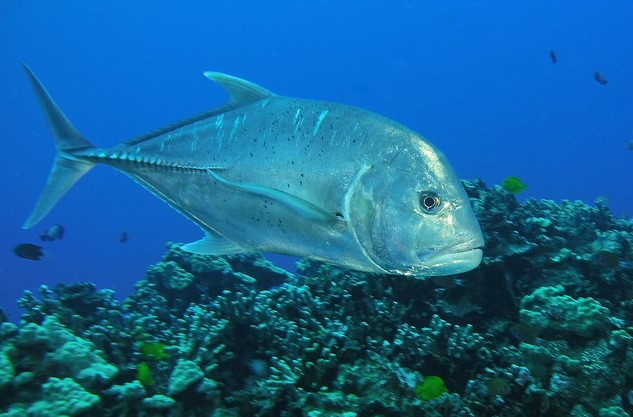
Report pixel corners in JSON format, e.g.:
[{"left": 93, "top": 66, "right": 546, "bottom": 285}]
[
  {"left": 519, "top": 285, "right": 612, "bottom": 338},
  {"left": 103, "top": 380, "right": 147, "bottom": 401},
  {"left": 0, "top": 349, "right": 14, "bottom": 389},
  {"left": 147, "top": 260, "right": 195, "bottom": 290},
  {"left": 142, "top": 394, "right": 176, "bottom": 409},
  {"left": 599, "top": 405, "right": 630, "bottom": 417},
  {"left": 168, "top": 358, "right": 204, "bottom": 396},
  {"left": 27, "top": 377, "right": 100, "bottom": 417}
]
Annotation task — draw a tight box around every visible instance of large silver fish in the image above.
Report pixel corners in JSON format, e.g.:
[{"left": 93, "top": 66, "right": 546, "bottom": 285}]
[{"left": 22, "top": 65, "right": 484, "bottom": 277}]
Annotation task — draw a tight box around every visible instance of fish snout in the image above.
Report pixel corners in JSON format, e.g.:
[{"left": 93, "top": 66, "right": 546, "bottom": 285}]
[{"left": 416, "top": 237, "right": 484, "bottom": 276}]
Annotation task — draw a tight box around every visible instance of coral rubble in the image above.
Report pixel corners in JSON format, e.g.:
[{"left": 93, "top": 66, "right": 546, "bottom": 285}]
[{"left": 2, "top": 179, "right": 633, "bottom": 416}]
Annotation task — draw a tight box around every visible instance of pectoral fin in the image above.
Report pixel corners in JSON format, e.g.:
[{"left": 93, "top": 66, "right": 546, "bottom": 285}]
[
  {"left": 182, "top": 231, "right": 243, "bottom": 255},
  {"left": 208, "top": 170, "right": 340, "bottom": 223}
]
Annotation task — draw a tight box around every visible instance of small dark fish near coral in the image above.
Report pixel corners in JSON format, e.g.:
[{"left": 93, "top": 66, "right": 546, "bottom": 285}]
[
  {"left": 501, "top": 176, "right": 528, "bottom": 194},
  {"left": 39, "top": 223, "right": 64, "bottom": 241},
  {"left": 487, "top": 377, "right": 511, "bottom": 397},
  {"left": 595, "top": 250, "right": 621, "bottom": 269},
  {"left": 509, "top": 322, "right": 538, "bottom": 344},
  {"left": 119, "top": 231, "right": 128, "bottom": 243},
  {"left": 594, "top": 71, "right": 608, "bottom": 85},
  {"left": 431, "top": 275, "right": 465, "bottom": 288},
  {"left": 549, "top": 49, "right": 557, "bottom": 64},
  {"left": 13, "top": 243, "right": 45, "bottom": 260}
]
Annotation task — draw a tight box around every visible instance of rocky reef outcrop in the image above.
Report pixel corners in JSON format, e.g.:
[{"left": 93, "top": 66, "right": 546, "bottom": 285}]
[{"left": 2, "top": 179, "right": 633, "bottom": 417}]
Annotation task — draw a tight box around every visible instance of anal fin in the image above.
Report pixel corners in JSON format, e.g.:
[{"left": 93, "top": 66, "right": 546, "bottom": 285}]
[{"left": 181, "top": 231, "right": 243, "bottom": 255}]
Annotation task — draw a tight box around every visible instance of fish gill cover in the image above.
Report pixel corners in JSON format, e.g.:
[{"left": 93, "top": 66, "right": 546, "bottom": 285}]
[{"left": 1, "top": 180, "right": 633, "bottom": 417}]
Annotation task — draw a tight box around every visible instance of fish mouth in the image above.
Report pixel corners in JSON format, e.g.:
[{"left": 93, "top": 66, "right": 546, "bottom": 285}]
[{"left": 416, "top": 240, "right": 484, "bottom": 276}]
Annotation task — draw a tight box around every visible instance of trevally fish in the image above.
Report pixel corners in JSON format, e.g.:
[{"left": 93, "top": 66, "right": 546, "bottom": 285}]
[{"left": 22, "top": 64, "right": 484, "bottom": 277}]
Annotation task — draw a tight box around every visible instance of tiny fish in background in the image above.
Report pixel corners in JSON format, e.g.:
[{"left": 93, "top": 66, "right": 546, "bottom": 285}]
[
  {"left": 595, "top": 250, "right": 621, "bottom": 269},
  {"left": 39, "top": 223, "right": 64, "bottom": 241},
  {"left": 594, "top": 71, "right": 608, "bottom": 85},
  {"left": 549, "top": 49, "right": 557, "bottom": 64},
  {"left": 509, "top": 322, "right": 538, "bottom": 344},
  {"left": 486, "top": 377, "right": 511, "bottom": 397},
  {"left": 119, "top": 231, "right": 128, "bottom": 243},
  {"left": 415, "top": 376, "right": 448, "bottom": 401},
  {"left": 501, "top": 176, "right": 528, "bottom": 194},
  {"left": 13, "top": 243, "right": 45, "bottom": 260},
  {"left": 627, "top": 139, "right": 633, "bottom": 151},
  {"left": 431, "top": 275, "right": 465, "bottom": 288}
]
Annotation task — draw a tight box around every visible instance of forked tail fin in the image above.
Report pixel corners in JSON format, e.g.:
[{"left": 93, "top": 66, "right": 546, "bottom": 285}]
[{"left": 21, "top": 64, "right": 96, "bottom": 229}]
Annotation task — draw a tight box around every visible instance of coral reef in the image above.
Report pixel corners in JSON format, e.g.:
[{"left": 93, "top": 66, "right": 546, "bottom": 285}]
[{"left": 1, "top": 179, "right": 633, "bottom": 416}]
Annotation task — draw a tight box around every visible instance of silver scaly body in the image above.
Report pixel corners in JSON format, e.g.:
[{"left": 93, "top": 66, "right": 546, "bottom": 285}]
[{"left": 22, "top": 66, "right": 484, "bottom": 277}]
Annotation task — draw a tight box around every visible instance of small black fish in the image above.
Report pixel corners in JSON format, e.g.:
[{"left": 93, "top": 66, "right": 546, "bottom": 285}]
[
  {"left": 39, "top": 223, "right": 64, "bottom": 241},
  {"left": 431, "top": 275, "right": 465, "bottom": 288},
  {"left": 487, "top": 377, "right": 511, "bottom": 397},
  {"left": 509, "top": 322, "right": 538, "bottom": 344},
  {"left": 596, "top": 250, "right": 620, "bottom": 269},
  {"left": 14, "top": 243, "right": 45, "bottom": 260},
  {"left": 119, "top": 231, "right": 128, "bottom": 243},
  {"left": 594, "top": 71, "right": 608, "bottom": 85},
  {"left": 549, "top": 49, "right": 557, "bottom": 64}
]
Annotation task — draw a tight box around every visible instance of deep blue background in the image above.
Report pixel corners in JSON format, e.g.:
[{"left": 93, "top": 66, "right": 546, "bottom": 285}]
[{"left": 1, "top": 1, "right": 632, "bottom": 320}]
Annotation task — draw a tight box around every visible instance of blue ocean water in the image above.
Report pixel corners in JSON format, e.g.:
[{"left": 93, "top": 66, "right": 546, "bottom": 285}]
[{"left": 0, "top": 0, "right": 631, "bottom": 320}]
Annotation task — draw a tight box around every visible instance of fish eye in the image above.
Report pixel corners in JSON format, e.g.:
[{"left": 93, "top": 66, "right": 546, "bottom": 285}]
[{"left": 419, "top": 192, "right": 442, "bottom": 214}]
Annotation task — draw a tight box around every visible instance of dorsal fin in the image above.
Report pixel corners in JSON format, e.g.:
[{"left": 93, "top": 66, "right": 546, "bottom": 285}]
[
  {"left": 204, "top": 72, "right": 275, "bottom": 109},
  {"left": 123, "top": 72, "right": 275, "bottom": 147}
]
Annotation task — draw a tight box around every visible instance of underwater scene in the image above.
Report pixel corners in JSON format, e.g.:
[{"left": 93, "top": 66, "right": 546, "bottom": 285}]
[{"left": 1, "top": 1, "right": 633, "bottom": 416}]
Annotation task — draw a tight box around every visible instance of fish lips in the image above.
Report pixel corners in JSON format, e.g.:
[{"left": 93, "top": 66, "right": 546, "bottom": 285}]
[{"left": 416, "top": 240, "right": 484, "bottom": 276}]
